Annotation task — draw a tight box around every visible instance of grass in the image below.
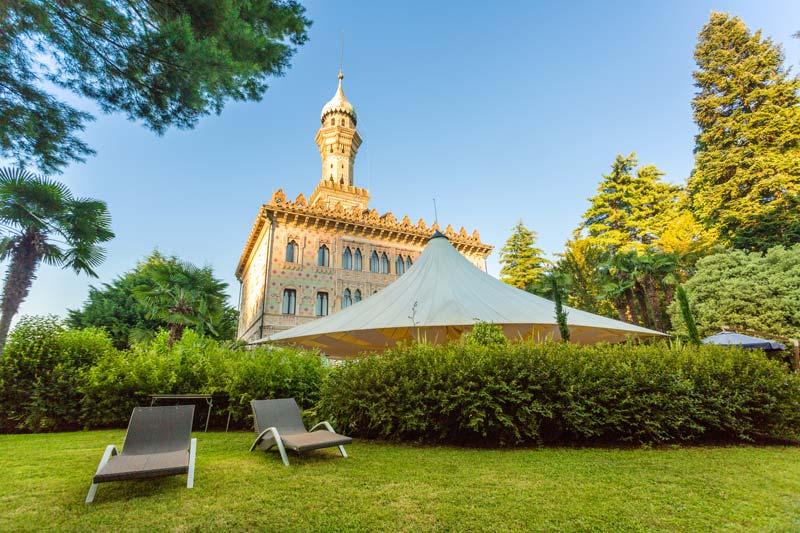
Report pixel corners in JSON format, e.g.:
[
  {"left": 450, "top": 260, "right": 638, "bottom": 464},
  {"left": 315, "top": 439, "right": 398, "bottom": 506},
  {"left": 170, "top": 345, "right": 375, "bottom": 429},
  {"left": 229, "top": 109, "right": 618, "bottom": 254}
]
[{"left": 0, "top": 431, "right": 799, "bottom": 532}]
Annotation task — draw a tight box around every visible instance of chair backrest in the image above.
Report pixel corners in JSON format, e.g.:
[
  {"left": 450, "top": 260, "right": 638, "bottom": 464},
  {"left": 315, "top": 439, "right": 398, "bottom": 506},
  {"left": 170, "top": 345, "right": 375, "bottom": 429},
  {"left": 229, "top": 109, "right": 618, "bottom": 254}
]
[
  {"left": 121, "top": 405, "right": 195, "bottom": 455},
  {"left": 251, "top": 399, "right": 307, "bottom": 435}
]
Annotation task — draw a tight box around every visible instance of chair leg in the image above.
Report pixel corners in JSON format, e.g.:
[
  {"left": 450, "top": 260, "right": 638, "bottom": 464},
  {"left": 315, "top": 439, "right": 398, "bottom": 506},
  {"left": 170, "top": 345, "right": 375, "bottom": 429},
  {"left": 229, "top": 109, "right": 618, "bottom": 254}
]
[
  {"left": 187, "top": 438, "right": 197, "bottom": 488},
  {"left": 338, "top": 445, "right": 348, "bottom": 459},
  {"left": 85, "top": 483, "right": 100, "bottom": 504},
  {"left": 274, "top": 435, "right": 290, "bottom": 467},
  {"left": 85, "top": 445, "right": 117, "bottom": 504}
]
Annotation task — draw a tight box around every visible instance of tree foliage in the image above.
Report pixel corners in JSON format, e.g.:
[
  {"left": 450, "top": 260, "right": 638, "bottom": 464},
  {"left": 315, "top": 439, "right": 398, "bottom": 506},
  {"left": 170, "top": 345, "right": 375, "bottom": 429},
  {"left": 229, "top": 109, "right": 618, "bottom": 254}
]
[
  {"left": 1, "top": 0, "right": 311, "bottom": 173},
  {"left": 676, "top": 285, "right": 700, "bottom": 346},
  {"left": 550, "top": 274, "right": 570, "bottom": 342},
  {"left": 0, "top": 167, "right": 114, "bottom": 351},
  {"left": 689, "top": 12, "right": 800, "bottom": 252},
  {"left": 132, "top": 253, "right": 234, "bottom": 345},
  {"left": 499, "top": 220, "right": 550, "bottom": 290},
  {"left": 668, "top": 245, "right": 800, "bottom": 339},
  {"left": 555, "top": 154, "right": 701, "bottom": 330},
  {"left": 581, "top": 153, "right": 680, "bottom": 252},
  {"left": 68, "top": 251, "right": 237, "bottom": 347}
]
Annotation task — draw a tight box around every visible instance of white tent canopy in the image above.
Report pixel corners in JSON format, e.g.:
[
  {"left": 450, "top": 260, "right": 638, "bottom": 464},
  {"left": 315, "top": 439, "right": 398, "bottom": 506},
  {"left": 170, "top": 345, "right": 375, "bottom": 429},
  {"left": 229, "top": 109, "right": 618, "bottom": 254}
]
[{"left": 260, "top": 233, "right": 665, "bottom": 357}]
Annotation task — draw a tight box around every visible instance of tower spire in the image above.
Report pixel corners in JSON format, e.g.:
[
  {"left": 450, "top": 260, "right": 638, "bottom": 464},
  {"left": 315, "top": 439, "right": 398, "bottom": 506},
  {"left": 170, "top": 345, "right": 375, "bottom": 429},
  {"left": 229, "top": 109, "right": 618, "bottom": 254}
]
[{"left": 339, "top": 31, "right": 344, "bottom": 80}]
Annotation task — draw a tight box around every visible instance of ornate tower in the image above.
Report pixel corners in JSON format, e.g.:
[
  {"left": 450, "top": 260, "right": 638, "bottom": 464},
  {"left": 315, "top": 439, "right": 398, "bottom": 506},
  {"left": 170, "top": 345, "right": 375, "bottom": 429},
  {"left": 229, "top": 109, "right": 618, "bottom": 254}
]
[{"left": 309, "top": 71, "right": 369, "bottom": 210}]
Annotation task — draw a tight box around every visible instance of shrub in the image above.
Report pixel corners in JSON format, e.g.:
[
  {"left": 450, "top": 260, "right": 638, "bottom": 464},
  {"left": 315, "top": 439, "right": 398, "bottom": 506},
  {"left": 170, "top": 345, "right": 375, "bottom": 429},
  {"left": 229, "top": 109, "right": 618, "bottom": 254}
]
[
  {"left": 224, "top": 345, "right": 328, "bottom": 425},
  {"left": 80, "top": 330, "right": 327, "bottom": 429},
  {"left": 0, "top": 316, "right": 117, "bottom": 432},
  {"left": 319, "top": 341, "right": 800, "bottom": 446}
]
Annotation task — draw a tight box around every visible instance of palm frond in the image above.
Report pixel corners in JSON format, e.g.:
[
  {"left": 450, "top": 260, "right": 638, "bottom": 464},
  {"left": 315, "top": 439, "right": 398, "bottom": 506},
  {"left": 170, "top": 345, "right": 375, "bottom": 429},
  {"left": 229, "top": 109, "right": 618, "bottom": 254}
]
[{"left": 0, "top": 168, "right": 73, "bottom": 231}]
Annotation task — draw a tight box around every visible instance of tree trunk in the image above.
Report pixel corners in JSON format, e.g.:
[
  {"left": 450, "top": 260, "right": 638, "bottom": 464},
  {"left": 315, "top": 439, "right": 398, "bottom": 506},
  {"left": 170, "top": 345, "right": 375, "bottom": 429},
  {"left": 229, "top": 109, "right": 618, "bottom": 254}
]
[
  {"left": 644, "top": 277, "right": 664, "bottom": 331},
  {"left": 613, "top": 298, "right": 628, "bottom": 322},
  {"left": 662, "top": 284, "right": 675, "bottom": 330},
  {"left": 633, "top": 281, "right": 651, "bottom": 328},
  {"left": 0, "top": 232, "right": 41, "bottom": 352},
  {"left": 167, "top": 323, "right": 186, "bottom": 346},
  {"left": 624, "top": 290, "right": 640, "bottom": 326}
]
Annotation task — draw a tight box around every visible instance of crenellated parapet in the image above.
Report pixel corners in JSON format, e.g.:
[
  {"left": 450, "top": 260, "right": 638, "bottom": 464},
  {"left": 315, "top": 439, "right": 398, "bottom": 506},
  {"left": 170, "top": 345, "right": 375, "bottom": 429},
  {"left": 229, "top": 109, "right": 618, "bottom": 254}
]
[{"left": 235, "top": 188, "right": 492, "bottom": 279}]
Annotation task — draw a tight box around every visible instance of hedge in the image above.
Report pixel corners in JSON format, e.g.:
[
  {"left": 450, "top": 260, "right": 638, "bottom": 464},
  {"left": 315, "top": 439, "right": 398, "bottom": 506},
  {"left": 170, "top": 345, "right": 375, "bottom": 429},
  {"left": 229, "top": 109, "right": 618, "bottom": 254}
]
[
  {"left": 318, "top": 341, "right": 800, "bottom": 446},
  {"left": 0, "top": 317, "right": 327, "bottom": 433}
]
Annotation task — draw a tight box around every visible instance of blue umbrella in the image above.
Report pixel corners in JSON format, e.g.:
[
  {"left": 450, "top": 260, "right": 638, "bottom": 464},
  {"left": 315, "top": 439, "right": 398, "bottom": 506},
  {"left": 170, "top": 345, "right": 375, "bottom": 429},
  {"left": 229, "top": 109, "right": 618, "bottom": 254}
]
[{"left": 702, "top": 331, "right": 786, "bottom": 351}]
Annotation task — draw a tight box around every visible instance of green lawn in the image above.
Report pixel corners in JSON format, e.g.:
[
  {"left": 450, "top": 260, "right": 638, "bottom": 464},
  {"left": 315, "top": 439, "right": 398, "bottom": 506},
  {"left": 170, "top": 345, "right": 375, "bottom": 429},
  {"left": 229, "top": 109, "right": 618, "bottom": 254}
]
[{"left": 0, "top": 431, "right": 798, "bottom": 532}]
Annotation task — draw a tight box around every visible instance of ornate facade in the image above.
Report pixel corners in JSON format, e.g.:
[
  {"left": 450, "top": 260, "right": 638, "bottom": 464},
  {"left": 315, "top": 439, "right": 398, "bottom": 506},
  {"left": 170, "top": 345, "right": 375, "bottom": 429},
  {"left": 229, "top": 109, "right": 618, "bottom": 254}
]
[{"left": 235, "top": 72, "right": 493, "bottom": 342}]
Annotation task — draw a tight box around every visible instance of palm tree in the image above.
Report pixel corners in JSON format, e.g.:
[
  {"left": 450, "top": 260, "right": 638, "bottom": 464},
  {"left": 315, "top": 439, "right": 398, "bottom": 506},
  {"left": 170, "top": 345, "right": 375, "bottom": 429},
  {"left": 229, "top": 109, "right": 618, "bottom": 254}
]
[
  {"left": 132, "top": 255, "right": 230, "bottom": 345},
  {"left": 0, "top": 167, "right": 114, "bottom": 351}
]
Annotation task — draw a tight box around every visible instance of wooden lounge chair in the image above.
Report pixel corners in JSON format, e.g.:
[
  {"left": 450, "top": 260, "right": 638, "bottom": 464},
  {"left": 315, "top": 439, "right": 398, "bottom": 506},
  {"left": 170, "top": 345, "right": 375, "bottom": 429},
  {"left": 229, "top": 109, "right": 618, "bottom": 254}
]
[
  {"left": 249, "top": 398, "right": 351, "bottom": 466},
  {"left": 85, "top": 405, "right": 197, "bottom": 503}
]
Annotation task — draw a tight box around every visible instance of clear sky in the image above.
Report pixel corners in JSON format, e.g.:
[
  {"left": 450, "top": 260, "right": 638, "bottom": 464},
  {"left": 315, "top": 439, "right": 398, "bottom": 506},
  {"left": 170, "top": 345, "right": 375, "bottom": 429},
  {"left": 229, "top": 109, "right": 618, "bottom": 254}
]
[{"left": 7, "top": 0, "right": 800, "bottom": 321}]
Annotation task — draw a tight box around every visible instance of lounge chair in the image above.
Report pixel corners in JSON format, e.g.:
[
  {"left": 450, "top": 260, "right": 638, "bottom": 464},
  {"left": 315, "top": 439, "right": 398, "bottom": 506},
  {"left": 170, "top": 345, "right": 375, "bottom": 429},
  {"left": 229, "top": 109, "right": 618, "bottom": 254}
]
[
  {"left": 249, "top": 398, "right": 351, "bottom": 466},
  {"left": 85, "top": 405, "right": 197, "bottom": 504}
]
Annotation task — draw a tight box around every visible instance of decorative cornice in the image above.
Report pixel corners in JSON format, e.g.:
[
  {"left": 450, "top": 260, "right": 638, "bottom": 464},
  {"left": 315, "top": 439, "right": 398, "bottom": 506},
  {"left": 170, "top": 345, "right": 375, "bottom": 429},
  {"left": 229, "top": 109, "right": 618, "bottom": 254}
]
[{"left": 235, "top": 188, "right": 492, "bottom": 279}]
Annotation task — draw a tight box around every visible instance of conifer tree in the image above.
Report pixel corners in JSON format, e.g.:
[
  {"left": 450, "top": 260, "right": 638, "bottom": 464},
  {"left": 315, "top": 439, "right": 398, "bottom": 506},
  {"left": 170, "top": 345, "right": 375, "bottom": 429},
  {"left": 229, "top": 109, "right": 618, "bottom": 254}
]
[
  {"left": 582, "top": 153, "right": 679, "bottom": 253},
  {"left": 499, "top": 221, "right": 550, "bottom": 290},
  {"left": 550, "top": 275, "right": 570, "bottom": 342},
  {"left": 689, "top": 13, "right": 800, "bottom": 251},
  {"left": 1, "top": 1, "right": 311, "bottom": 174}
]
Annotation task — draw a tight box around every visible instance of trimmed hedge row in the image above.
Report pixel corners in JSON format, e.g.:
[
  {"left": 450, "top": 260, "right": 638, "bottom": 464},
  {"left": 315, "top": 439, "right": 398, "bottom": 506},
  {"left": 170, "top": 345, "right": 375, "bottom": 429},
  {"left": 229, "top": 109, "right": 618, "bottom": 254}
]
[
  {"left": 318, "top": 341, "right": 800, "bottom": 446},
  {"left": 0, "top": 317, "right": 327, "bottom": 433}
]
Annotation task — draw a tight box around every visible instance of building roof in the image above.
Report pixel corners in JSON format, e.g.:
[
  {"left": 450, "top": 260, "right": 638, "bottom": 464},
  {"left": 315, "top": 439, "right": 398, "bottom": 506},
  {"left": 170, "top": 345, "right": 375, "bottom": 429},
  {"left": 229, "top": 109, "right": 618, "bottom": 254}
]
[
  {"left": 260, "top": 233, "right": 665, "bottom": 357},
  {"left": 234, "top": 187, "right": 492, "bottom": 280},
  {"left": 320, "top": 72, "right": 357, "bottom": 123}
]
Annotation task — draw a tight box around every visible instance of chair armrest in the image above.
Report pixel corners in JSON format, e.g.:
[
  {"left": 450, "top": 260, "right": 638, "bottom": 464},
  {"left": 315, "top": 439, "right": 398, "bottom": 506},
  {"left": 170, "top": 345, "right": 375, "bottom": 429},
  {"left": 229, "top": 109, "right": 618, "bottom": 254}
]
[
  {"left": 95, "top": 445, "right": 118, "bottom": 475},
  {"left": 250, "top": 427, "right": 279, "bottom": 451},
  {"left": 249, "top": 427, "right": 290, "bottom": 466},
  {"left": 309, "top": 421, "right": 337, "bottom": 433}
]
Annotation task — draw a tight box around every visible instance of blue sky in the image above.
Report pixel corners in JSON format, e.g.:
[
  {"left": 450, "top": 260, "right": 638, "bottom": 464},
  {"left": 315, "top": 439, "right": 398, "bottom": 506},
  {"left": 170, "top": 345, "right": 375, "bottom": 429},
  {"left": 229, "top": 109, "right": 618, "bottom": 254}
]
[{"left": 8, "top": 0, "right": 800, "bottom": 320}]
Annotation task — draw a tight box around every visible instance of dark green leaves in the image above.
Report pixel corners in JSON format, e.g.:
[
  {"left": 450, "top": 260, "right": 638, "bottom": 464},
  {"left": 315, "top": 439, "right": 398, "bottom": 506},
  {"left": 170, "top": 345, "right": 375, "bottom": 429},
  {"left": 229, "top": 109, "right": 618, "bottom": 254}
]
[
  {"left": 689, "top": 12, "right": 800, "bottom": 251},
  {"left": 1, "top": 1, "right": 311, "bottom": 173}
]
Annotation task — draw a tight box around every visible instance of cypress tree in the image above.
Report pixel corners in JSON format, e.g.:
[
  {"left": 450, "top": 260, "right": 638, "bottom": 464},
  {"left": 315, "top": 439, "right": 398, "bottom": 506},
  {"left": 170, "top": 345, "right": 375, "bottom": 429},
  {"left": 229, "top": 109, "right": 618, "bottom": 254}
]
[
  {"left": 551, "top": 275, "right": 570, "bottom": 342},
  {"left": 676, "top": 285, "right": 701, "bottom": 346},
  {"left": 689, "top": 13, "right": 800, "bottom": 251}
]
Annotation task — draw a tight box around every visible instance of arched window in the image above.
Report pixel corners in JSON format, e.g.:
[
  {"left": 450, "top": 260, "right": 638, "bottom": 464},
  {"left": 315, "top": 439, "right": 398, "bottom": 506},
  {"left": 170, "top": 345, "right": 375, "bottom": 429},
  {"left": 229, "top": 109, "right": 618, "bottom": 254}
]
[
  {"left": 342, "top": 289, "right": 352, "bottom": 309},
  {"left": 285, "top": 240, "right": 298, "bottom": 263},
  {"left": 316, "top": 292, "right": 329, "bottom": 316},
  {"left": 396, "top": 255, "right": 405, "bottom": 275},
  {"left": 354, "top": 289, "right": 362, "bottom": 303},
  {"left": 406, "top": 256, "right": 413, "bottom": 271},
  {"left": 354, "top": 249, "right": 362, "bottom": 271},
  {"left": 317, "top": 245, "right": 330, "bottom": 267},
  {"left": 381, "top": 253, "right": 389, "bottom": 274},
  {"left": 370, "top": 251, "right": 379, "bottom": 273},
  {"left": 342, "top": 247, "right": 352, "bottom": 270},
  {"left": 282, "top": 289, "right": 296, "bottom": 315}
]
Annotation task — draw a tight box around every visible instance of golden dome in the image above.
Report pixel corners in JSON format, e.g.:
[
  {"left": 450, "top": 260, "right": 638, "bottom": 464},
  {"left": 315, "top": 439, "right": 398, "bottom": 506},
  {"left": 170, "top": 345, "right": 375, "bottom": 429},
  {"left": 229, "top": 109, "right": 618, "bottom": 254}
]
[{"left": 320, "top": 72, "right": 357, "bottom": 124}]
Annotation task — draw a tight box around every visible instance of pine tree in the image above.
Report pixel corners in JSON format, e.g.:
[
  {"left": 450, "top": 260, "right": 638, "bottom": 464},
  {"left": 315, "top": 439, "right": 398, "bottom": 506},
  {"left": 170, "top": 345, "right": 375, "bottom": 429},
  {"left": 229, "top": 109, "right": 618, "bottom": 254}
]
[
  {"left": 689, "top": 13, "right": 800, "bottom": 251},
  {"left": 1, "top": 1, "right": 311, "bottom": 174},
  {"left": 499, "top": 220, "right": 550, "bottom": 290},
  {"left": 582, "top": 153, "right": 679, "bottom": 253}
]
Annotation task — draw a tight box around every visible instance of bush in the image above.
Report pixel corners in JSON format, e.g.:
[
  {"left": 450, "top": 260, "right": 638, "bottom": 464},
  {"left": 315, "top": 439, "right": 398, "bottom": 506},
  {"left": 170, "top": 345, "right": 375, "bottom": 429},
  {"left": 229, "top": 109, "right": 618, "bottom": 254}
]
[
  {"left": 224, "top": 345, "right": 328, "bottom": 424},
  {"left": 0, "top": 316, "right": 117, "bottom": 432},
  {"left": 319, "top": 341, "right": 800, "bottom": 446},
  {"left": 80, "top": 330, "right": 327, "bottom": 429},
  {"left": 1, "top": 317, "right": 327, "bottom": 433}
]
